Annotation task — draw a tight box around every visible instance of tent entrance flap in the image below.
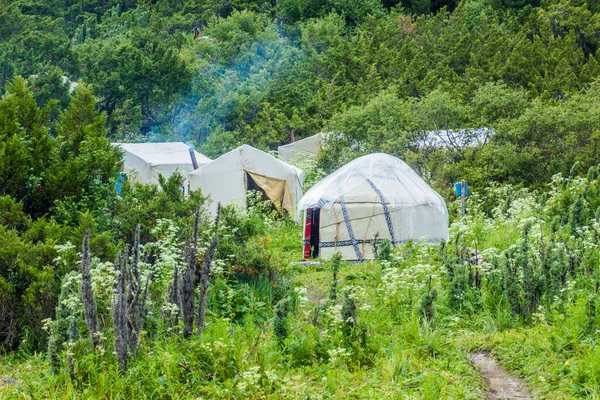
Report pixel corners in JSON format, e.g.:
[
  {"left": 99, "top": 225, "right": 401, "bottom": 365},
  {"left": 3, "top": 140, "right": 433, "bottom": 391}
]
[
  {"left": 245, "top": 172, "right": 271, "bottom": 203},
  {"left": 246, "top": 171, "right": 288, "bottom": 209}
]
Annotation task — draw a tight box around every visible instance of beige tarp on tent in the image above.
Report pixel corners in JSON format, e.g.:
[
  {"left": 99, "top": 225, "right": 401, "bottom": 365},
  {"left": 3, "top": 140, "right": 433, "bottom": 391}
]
[
  {"left": 277, "top": 133, "right": 324, "bottom": 162},
  {"left": 298, "top": 153, "right": 449, "bottom": 261},
  {"left": 115, "top": 142, "right": 211, "bottom": 189},
  {"left": 189, "top": 144, "right": 304, "bottom": 215}
]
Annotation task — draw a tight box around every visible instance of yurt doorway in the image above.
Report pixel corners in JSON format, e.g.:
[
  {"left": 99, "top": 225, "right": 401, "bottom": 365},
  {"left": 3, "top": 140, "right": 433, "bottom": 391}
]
[{"left": 303, "top": 208, "right": 320, "bottom": 259}]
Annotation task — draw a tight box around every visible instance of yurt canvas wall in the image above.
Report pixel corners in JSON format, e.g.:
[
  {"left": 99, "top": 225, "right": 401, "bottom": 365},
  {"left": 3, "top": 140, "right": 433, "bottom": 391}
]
[
  {"left": 189, "top": 144, "right": 304, "bottom": 215},
  {"left": 277, "top": 133, "right": 324, "bottom": 162},
  {"left": 298, "top": 153, "right": 449, "bottom": 261},
  {"left": 116, "top": 142, "right": 211, "bottom": 188}
]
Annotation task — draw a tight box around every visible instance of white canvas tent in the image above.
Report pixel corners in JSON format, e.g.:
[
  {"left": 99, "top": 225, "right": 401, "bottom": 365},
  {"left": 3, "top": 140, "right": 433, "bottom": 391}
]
[
  {"left": 189, "top": 144, "right": 305, "bottom": 215},
  {"left": 115, "top": 142, "right": 211, "bottom": 189},
  {"left": 298, "top": 153, "right": 449, "bottom": 261},
  {"left": 277, "top": 133, "right": 324, "bottom": 162}
]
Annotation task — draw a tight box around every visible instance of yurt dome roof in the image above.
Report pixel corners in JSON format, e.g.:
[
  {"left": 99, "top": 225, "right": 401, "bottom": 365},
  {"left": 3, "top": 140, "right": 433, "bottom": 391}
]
[{"left": 298, "top": 153, "right": 446, "bottom": 215}]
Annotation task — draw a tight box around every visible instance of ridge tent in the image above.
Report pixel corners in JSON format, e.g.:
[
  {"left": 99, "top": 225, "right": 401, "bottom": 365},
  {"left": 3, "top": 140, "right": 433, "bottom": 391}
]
[
  {"left": 298, "top": 153, "right": 449, "bottom": 261},
  {"left": 115, "top": 142, "right": 211, "bottom": 190},
  {"left": 189, "top": 144, "right": 305, "bottom": 215},
  {"left": 277, "top": 133, "right": 324, "bottom": 162}
]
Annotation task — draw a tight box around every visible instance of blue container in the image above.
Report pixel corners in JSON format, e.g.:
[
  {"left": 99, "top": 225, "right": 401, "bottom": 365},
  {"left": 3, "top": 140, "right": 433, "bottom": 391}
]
[{"left": 455, "top": 182, "right": 468, "bottom": 196}]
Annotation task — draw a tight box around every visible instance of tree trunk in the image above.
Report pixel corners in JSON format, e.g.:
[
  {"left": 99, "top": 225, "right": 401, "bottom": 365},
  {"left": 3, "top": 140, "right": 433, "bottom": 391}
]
[
  {"left": 197, "top": 204, "right": 221, "bottom": 335},
  {"left": 80, "top": 229, "right": 100, "bottom": 348}
]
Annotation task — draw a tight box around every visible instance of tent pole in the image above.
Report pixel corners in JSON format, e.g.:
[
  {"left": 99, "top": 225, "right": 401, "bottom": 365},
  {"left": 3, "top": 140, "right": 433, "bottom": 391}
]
[{"left": 188, "top": 147, "right": 199, "bottom": 170}]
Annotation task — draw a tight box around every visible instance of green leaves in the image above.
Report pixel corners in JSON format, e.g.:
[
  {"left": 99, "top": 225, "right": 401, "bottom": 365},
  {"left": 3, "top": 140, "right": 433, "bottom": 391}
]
[
  {"left": 77, "top": 27, "right": 190, "bottom": 135},
  {"left": 323, "top": 91, "right": 416, "bottom": 168},
  {"left": 472, "top": 82, "right": 529, "bottom": 126}
]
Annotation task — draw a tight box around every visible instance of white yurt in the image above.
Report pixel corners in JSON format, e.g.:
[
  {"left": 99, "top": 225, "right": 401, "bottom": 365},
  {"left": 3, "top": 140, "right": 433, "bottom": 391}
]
[
  {"left": 189, "top": 144, "right": 304, "bottom": 215},
  {"left": 298, "top": 153, "right": 449, "bottom": 261},
  {"left": 277, "top": 133, "right": 324, "bottom": 162},
  {"left": 116, "top": 142, "right": 211, "bottom": 188}
]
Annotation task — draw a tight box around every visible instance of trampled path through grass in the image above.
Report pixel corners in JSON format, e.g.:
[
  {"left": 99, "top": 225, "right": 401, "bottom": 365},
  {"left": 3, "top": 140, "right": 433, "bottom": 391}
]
[{"left": 471, "top": 352, "right": 532, "bottom": 400}]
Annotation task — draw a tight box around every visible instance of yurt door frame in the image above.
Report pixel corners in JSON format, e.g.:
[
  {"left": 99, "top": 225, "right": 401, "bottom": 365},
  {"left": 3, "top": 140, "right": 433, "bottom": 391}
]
[{"left": 303, "top": 208, "right": 320, "bottom": 259}]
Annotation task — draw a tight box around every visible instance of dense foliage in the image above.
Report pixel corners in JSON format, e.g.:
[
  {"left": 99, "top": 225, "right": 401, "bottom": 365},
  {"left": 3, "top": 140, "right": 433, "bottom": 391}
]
[{"left": 3, "top": 0, "right": 600, "bottom": 188}]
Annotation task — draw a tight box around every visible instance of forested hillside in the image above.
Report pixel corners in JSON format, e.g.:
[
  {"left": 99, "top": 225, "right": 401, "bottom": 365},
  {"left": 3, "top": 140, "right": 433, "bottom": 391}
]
[
  {"left": 4, "top": 0, "right": 600, "bottom": 189},
  {"left": 5, "top": 0, "right": 600, "bottom": 398}
]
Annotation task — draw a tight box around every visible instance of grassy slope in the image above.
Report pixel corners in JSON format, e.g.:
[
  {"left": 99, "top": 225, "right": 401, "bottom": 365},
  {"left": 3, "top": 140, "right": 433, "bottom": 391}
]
[
  {"left": 0, "top": 260, "right": 484, "bottom": 399},
  {"left": 291, "top": 262, "right": 485, "bottom": 399},
  {"left": 0, "top": 260, "right": 590, "bottom": 399},
  {"left": 0, "top": 262, "right": 594, "bottom": 399},
  {"left": 1, "top": 205, "right": 598, "bottom": 399}
]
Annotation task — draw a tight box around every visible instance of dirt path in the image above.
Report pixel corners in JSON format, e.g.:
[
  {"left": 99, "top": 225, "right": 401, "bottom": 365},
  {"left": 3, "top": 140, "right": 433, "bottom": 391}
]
[{"left": 470, "top": 352, "right": 532, "bottom": 400}]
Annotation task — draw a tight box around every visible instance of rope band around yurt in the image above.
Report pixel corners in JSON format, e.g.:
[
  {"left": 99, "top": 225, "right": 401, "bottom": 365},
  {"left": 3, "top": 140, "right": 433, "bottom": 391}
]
[
  {"left": 365, "top": 178, "right": 396, "bottom": 244},
  {"left": 339, "top": 195, "right": 363, "bottom": 261}
]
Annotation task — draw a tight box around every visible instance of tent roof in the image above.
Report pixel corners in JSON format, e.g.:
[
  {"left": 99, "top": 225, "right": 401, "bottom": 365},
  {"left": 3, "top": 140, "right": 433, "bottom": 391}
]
[
  {"left": 277, "top": 133, "right": 324, "bottom": 161},
  {"left": 193, "top": 144, "right": 304, "bottom": 181},
  {"left": 115, "top": 142, "right": 211, "bottom": 166},
  {"left": 298, "top": 153, "right": 446, "bottom": 214}
]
